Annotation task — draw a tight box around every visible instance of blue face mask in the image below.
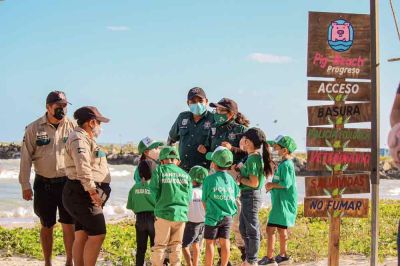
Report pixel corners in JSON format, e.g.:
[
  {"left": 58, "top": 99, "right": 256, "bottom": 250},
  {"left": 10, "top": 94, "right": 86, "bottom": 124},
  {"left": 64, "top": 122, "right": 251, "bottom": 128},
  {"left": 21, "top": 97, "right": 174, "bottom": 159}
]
[{"left": 189, "top": 103, "right": 207, "bottom": 115}]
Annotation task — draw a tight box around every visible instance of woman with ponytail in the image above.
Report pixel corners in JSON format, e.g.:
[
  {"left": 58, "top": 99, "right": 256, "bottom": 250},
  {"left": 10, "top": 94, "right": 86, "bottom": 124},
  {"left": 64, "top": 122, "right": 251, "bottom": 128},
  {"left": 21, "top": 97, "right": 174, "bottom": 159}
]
[
  {"left": 233, "top": 127, "right": 273, "bottom": 266},
  {"left": 208, "top": 98, "right": 249, "bottom": 264}
]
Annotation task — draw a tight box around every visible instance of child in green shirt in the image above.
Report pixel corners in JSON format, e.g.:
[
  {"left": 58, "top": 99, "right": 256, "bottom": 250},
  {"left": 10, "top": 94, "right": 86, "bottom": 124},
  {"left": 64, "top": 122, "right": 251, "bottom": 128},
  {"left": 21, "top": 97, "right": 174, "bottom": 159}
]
[
  {"left": 202, "top": 146, "right": 239, "bottom": 266},
  {"left": 133, "top": 137, "right": 163, "bottom": 183},
  {"left": 126, "top": 159, "right": 157, "bottom": 266},
  {"left": 149, "top": 146, "right": 192, "bottom": 266},
  {"left": 259, "top": 136, "right": 298, "bottom": 265}
]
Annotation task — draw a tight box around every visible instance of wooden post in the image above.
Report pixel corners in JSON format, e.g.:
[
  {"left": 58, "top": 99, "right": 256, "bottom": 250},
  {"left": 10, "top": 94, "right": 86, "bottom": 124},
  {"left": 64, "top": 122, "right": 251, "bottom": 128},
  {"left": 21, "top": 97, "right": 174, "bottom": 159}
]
[{"left": 370, "top": 0, "right": 380, "bottom": 265}]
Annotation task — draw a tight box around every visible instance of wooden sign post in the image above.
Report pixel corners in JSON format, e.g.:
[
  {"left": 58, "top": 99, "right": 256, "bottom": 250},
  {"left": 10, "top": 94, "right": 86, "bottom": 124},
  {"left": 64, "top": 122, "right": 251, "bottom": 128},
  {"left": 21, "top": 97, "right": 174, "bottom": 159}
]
[{"left": 306, "top": 11, "right": 372, "bottom": 266}]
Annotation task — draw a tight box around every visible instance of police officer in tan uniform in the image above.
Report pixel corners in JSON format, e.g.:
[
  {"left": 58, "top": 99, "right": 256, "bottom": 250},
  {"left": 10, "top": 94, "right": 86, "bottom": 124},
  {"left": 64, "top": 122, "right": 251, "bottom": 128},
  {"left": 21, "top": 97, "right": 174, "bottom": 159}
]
[
  {"left": 18, "top": 91, "right": 76, "bottom": 266},
  {"left": 62, "top": 106, "right": 111, "bottom": 266}
]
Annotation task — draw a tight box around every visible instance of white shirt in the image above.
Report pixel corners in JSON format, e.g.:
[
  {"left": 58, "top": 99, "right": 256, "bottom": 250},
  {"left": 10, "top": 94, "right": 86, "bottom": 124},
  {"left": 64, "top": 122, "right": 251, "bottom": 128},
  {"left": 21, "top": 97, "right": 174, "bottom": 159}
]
[{"left": 188, "top": 187, "right": 205, "bottom": 223}]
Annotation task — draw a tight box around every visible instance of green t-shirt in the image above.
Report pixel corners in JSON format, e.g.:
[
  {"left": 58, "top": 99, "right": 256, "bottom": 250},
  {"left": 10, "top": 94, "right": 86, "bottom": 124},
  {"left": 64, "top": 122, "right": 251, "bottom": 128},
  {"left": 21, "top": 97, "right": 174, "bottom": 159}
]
[
  {"left": 268, "top": 159, "right": 298, "bottom": 227},
  {"left": 202, "top": 171, "right": 239, "bottom": 226},
  {"left": 126, "top": 181, "right": 155, "bottom": 214},
  {"left": 239, "top": 153, "right": 266, "bottom": 191},
  {"left": 149, "top": 164, "right": 192, "bottom": 222}
]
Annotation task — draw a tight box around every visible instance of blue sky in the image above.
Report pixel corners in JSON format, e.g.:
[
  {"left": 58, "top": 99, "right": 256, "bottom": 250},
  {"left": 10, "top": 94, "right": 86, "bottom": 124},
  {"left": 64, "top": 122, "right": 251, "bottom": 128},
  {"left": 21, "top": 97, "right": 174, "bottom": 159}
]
[{"left": 0, "top": 1, "right": 399, "bottom": 151}]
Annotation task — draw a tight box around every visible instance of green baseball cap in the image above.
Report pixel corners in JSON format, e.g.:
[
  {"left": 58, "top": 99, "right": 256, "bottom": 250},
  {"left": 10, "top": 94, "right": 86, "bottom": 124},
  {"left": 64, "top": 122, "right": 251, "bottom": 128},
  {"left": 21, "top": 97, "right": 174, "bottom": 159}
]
[
  {"left": 189, "top": 166, "right": 208, "bottom": 184},
  {"left": 159, "top": 146, "right": 180, "bottom": 161},
  {"left": 268, "top": 135, "right": 297, "bottom": 153},
  {"left": 138, "top": 137, "right": 164, "bottom": 154},
  {"left": 206, "top": 146, "right": 233, "bottom": 168}
]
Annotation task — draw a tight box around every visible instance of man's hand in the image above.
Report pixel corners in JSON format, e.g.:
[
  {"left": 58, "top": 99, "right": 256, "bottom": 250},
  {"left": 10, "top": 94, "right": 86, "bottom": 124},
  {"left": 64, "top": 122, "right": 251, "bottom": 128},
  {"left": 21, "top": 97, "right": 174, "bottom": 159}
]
[
  {"left": 197, "top": 145, "right": 207, "bottom": 154},
  {"left": 22, "top": 189, "right": 33, "bottom": 201},
  {"left": 89, "top": 190, "right": 103, "bottom": 207},
  {"left": 221, "top": 141, "right": 232, "bottom": 150}
]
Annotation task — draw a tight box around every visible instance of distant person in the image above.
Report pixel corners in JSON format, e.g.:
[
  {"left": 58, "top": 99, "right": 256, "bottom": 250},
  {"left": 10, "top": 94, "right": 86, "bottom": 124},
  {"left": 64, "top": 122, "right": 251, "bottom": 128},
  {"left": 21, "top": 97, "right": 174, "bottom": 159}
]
[
  {"left": 388, "top": 82, "right": 400, "bottom": 264},
  {"left": 202, "top": 147, "right": 240, "bottom": 266},
  {"left": 168, "top": 87, "right": 214, "bottom": 172},
  {"left": 127, "top": 159, "right": 157, "bottom": 266},
  {"left": 133, "top": 137, "right": 163, "bottom": 183},
  {"left": 259, "top": 136, "right": 297, "bottom": 265},
  {"left": 149, "top": 146, "right": 192, "bottom": 266},
  {"left": 18, "top": 91, "right": 76, "bottom": 266},
  {"left": 182, "top": 166, "right": 208, "bottom": 266},
  {"left": 233, "top": 128, "right": 274, "bottom": 266},
  {"left": 63, "top": 106, "right": 111, "bottom": 266}
]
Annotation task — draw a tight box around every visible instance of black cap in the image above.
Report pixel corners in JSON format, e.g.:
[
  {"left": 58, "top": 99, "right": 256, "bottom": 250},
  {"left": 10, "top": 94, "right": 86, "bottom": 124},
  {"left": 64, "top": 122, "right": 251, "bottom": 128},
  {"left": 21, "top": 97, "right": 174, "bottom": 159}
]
[
  {"left": 73, "top": 106, "right": 110, "bottom": 125},
  {"left": 138, "top": 159, "right": 157, "bottom": 181},
  {"left": 238, "top": 127, "right": 266, "bottom": 148},
  {"left": 46, "top": 91, "right": 70, "bottom": 105},
  {"left": 187, "top": 87, "right": 207, "bottom": 100},
  {"left": 210, "top": 98, "right": 238, "bottom": 114}
]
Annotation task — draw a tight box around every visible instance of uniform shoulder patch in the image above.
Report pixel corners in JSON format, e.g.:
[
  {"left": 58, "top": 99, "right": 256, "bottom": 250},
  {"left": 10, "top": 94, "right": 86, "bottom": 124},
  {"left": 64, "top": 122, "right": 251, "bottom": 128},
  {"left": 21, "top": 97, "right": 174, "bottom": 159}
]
[{"left": 182, "top": 118, "right": 189, "bottom": 126}]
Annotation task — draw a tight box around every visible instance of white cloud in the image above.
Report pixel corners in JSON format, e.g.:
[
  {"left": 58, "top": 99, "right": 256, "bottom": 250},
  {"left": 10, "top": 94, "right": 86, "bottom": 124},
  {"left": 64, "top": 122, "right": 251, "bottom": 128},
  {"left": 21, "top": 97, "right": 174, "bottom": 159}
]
[
  {"left": 106, "top": 26, "right": 130, "bottom": 32},
  {"left": 247, "top": 53, "right": 293, "bottom": 64}
]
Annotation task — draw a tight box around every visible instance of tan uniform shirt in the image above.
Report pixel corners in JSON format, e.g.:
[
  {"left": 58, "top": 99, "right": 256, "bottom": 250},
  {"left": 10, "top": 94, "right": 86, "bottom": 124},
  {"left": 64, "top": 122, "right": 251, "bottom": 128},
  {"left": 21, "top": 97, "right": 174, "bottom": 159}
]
[
  {"left": 19, "top": 114, "right": 76, "bottom": 190},
  {"left": 64, "top": 127, "right": 111, "bottom": 191}
]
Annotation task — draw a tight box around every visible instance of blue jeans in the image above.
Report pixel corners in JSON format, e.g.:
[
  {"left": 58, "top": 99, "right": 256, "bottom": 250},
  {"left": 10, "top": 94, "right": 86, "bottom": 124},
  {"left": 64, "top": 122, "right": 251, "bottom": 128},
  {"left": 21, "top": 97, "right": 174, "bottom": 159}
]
[{"left": 239, "top": 189, "right": 262, "bottom": 264}]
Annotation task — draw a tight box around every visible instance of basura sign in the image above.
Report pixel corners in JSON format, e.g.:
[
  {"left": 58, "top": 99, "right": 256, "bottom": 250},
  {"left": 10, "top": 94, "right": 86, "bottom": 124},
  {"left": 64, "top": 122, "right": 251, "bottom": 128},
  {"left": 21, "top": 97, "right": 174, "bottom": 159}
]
[
  {"left": 304, "top": 197, "right": 369, "bottom": 218},
  {"left": 307, "top": 150, "right": 371, "bottom": 171},
  {"left": 306, "top": 127, "right": 371, "bottom": 148},
  {"left": 305, "top": 174, "right": 370, "bottom": 197},
  {"left": 307, "top": 12, "right": 371, "bottom": 79},
  {"left": 308, "top": 103, "right": 372, "bottom": 126},
  {"left": 308, "top": 80, "right": 371, "bottom": 101}
]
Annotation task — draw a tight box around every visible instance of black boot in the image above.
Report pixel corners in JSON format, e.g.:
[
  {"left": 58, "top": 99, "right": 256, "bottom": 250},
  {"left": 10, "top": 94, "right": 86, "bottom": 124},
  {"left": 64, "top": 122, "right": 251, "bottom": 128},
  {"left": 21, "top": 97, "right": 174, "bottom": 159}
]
[{"left": 239, "top": 246, "right": 246, "bottom": 262}]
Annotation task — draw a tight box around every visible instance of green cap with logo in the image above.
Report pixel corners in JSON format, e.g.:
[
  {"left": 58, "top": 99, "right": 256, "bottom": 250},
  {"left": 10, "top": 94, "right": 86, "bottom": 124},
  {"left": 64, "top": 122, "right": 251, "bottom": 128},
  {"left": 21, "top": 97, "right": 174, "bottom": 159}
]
[
  {"left": 268, "top": 135, "right": 297, "bottom": 153},
  {"left": 159, "top": 146, "right": 180, "bottom": 161},
  {"left": 189, "top": 166, "right": 208, "bottom": 184},
  {"left": 138, "top": 137, "right": 164, "bottom": 154},
  {"left": 206, "top": 146, "right": 233, "bottom": 168}
]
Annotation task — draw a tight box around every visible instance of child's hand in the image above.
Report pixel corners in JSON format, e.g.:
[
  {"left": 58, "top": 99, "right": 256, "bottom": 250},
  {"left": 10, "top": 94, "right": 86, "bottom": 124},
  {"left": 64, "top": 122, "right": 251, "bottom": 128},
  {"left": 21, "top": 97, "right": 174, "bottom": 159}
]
[
  {"left": 265, "top": 182, "right": 274, "bottom": 191},
  {"left": 197, "top": 145, "right": 207, "bottom": 154},
  {"left": 221, "top": 141, "right": 232, "bottom": 150}
]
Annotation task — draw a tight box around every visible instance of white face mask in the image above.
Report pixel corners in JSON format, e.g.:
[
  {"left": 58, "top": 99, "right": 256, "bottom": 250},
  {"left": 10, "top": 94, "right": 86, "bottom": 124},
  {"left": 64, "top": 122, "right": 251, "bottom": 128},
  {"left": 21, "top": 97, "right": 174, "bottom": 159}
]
[
  {"left": 147, "top": 148, "right": 160, "bottom": 160},
  {"left": 91, "top": 123, "right": 102, "bottom": 138}
]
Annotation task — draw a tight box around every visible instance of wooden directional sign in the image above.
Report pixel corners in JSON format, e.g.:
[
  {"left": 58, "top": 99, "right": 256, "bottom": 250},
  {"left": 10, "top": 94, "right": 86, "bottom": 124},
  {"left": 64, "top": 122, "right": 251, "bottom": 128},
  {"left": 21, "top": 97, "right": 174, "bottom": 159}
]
[
  {"left": 305, "top": 174, "right": 370, "bottom": 197},
  {"left": 306, "top": 127, "right": 371, "bottom": 148},
  {"left": 307, "top": 150, "right": 371, "bottom": 171},
  {"left": 307, "top": 12, "right": 371, "bottom": 79},
  {"left": 308, "top": 80, "right": 371, "bottom": 101},
  {"left": 304, "top": 197, "right": 369, "bottom": 218},
  {"left": 308, "top": 102, "right": 372, "bottom": 126}
]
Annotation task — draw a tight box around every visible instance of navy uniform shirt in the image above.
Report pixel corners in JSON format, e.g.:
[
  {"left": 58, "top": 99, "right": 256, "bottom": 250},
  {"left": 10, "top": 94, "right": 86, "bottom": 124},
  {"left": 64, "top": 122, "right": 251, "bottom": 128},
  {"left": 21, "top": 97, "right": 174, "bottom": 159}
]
[{"left": 168, "top": 111, "right": 214, "bottom": 172}]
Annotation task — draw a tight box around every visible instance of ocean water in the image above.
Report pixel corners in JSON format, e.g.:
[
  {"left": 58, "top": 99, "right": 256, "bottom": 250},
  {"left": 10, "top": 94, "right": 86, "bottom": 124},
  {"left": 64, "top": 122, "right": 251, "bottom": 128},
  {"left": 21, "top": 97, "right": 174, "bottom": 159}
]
[{"left": 0, "top": 159, "right": 399, "bottom": 227}]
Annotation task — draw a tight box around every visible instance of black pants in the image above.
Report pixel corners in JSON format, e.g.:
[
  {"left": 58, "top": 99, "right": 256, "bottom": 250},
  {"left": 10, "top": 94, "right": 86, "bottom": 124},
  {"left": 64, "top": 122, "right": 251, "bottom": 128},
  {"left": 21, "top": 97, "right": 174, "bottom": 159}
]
[{"left": 135, "top": 211, "right": 155, "bottom": 266}]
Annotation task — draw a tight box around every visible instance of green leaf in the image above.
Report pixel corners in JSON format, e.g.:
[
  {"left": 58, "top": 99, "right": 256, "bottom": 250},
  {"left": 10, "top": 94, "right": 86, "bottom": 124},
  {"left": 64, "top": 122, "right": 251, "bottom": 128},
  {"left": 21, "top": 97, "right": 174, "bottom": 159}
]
[
  {"left": 340, "top": 211, "right": 346, "bottom": 218},
  {"left": 325, "top": 139, "right": 332, "bottom": 147},
  {"left": 342, "top": 94, "right": 349, "bottom": 101},
  {"left": 325, "top": 164, "right": 333, "bottom": 172},
  {"left": 342, "top": 140, "right": 351, "bottom": 149},
  {"left": 344, "top": 115, "right": 351, "bottom": 124},
  {"left": 341, "top": 164, "right": 349, "bottom": 172},
  {"left": 339, "top": 188, "right": 347, "bottom": 195},
  {"left": 334, "top": 210, "right": 341, "bottom": 218},
  {"left": 332, "top": 188, "right": 339, "bottom": 196},
  {"left": 327, "top": 116, "right": 334, "bottom": 125},
  {"left": 323, "top": 188, "right": 331, "bottom": 196},
  {"left": 328, "top": 93, "right": 335, "bottom": 101}
]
